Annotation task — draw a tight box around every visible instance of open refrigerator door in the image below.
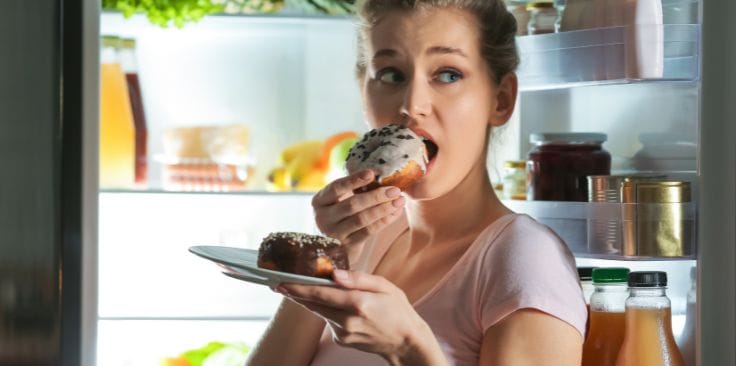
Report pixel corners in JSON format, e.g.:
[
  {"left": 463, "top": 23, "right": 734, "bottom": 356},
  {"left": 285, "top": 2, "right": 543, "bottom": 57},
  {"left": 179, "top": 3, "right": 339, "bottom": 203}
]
[{"left": 93, "top": 0, "right": 735, "bottom": 365}]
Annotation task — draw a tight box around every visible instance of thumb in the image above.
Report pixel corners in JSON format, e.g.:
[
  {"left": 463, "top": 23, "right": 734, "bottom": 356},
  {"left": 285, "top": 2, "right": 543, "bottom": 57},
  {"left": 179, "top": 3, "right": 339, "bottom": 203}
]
[{"left": 332, "top": 269, "right": 394, "bottom": 293}]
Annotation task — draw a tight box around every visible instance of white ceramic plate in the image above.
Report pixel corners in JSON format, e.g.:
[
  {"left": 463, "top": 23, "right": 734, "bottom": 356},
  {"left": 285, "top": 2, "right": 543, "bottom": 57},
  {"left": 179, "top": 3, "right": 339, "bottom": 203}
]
[{"left": 189, "top": 245, "right": 337, "bottom": 287}]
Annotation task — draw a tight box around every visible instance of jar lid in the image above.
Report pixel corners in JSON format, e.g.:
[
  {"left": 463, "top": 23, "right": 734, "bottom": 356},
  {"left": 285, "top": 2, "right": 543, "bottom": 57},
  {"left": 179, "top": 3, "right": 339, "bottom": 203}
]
[
  {"left": 526, "top": 1, "right": 555, "bottom": 10},
  {"left": 621, "top": 180, "right": 691, "bottom": 203},
  {"left": 504, "top": 160, "right": 527, "bottom": 169},
  {"left": 592, "top": 267, "right": 630, "bottom": 284},
  {"left": 577, "top": 267, "right": 597, "bottom": 281},
  {"left": 628, "top": 271, "right": 668, "bottom": 287},
  {"left": 530, "top": 132, "right": 607, "bottom": 144}
]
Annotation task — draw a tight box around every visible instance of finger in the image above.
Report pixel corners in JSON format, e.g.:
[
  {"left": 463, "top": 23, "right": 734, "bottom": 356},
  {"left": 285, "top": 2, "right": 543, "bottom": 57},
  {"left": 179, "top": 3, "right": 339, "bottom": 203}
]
[
  {"left": 288, "top": 297, "right": 350, "bottom": 325},
  {"left": 334, "top": 195, "right": 404, "bottom": 234},
  {"left": 333, "top": 186, "right": 402, "bottom": 219},
  {"left": 279, "top": 284, "right": 358, "bottom": 310},
  {"left": 312, "top": 170, "right": 375, "bottom": 207},
  {"left": 332, "top": 270, "right": 396, "bottom": 294},
  {"left": 340, "top": 208, "right": 404, "bottom": 245}
]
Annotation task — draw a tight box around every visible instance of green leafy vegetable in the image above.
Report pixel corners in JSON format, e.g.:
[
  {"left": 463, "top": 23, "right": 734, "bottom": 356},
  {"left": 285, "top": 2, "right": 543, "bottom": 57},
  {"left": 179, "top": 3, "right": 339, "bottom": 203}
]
[
  {"left": 102, "top": 0, "right": 225, "bottom": 28},
  {"left": 102, "top": 0, "right": 356, "bottom": 28}
]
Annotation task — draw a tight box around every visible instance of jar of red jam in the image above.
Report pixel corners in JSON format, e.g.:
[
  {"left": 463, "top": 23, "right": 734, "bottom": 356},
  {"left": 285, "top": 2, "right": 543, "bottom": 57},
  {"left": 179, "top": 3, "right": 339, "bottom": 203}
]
[{"left": 527, "top": 133, "right": 611, "bottom": 201}]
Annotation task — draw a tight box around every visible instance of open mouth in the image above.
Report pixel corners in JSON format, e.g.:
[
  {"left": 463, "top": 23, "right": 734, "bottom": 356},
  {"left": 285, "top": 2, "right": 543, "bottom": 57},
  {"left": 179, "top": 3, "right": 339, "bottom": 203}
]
[
  {"left": 423, "top": 138, "right": 439, "bottom": 163},
  {"left": 406, "top": 126, "right": 439, "bottom": 170}
]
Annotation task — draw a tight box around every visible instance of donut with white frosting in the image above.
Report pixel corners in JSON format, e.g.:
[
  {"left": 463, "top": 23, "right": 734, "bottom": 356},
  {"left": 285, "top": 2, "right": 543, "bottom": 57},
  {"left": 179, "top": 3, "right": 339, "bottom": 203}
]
[{"left": 345, "top": 124, "right": 428, "bottom": 191}]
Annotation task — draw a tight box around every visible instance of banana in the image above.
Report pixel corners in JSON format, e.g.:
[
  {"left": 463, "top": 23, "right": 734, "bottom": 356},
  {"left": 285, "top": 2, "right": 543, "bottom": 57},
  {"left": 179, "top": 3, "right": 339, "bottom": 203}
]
[
  {"left": 295, "top": 170, "right": 327, "bottom": 192},
  {"left": 266, "top": 167, "right": 291, "bottom": 192},
  {"left": 280, "top": 140, "right": 323, "bottom": 165}
]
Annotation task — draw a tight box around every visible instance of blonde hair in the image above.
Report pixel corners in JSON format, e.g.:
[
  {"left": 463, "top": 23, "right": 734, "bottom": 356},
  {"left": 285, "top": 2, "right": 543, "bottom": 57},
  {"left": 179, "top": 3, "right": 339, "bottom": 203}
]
[{"left": 355, "top": 0, "right": 519, "bottom": 83}]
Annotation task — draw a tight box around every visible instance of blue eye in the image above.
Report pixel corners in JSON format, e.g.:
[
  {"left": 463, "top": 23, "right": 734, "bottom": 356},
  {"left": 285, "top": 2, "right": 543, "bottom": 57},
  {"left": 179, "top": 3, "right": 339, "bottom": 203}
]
[
  {"left": 437, "top": 70, "right": 462, "bottom": 83},
  {"left": 377, "top": 68, "right": 404, "bottom": 84}
]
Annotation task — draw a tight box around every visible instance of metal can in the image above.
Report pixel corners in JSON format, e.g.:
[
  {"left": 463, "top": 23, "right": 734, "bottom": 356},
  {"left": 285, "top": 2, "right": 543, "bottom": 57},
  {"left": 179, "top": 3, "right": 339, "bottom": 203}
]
[
  {"left": 621, "top": 180, "right": 693, "bottom": 257},
  {"left": 587, "top": 175, "right": 667, "bottom": 254}
]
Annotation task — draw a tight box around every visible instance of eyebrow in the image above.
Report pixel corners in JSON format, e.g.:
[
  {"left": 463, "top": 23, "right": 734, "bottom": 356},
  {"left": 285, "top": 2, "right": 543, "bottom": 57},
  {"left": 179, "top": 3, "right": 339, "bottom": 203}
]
[
  {"left": 427, "top": 46, "right": 468, "bottom": 58},
  {"left": 372, "top": 46, "right": 468, "bottom": 60}
]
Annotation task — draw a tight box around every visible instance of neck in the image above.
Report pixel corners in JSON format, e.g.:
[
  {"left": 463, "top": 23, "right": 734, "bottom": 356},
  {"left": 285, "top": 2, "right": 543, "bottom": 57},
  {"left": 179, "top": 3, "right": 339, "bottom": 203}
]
[{"left": 404, "top": 160, "right": 511, "bottom": 245}]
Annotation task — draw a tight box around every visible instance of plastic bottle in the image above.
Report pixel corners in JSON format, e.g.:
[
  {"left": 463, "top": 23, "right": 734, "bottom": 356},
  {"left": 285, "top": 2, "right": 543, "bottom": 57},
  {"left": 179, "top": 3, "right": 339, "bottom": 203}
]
[
  {"left": 582, "top": 267, "right": 630, "bottom": 366},
  {"left": 615, "top": 271, "right": 684, "bottom": 366},
  {"left": 99, "top": 36, "right": 135, "bottom": 189},
  {"left": 118, "top": 38, "right": 148, "bottom": 188},
  {"left": 676, "top": 266, "right": 696, "bottom": 366},
  {"left": 624, "top": 0, "right": 664, "bottom": 79},
  {"left": 577, "top": 266, "right": 597, "bottom": 337}
]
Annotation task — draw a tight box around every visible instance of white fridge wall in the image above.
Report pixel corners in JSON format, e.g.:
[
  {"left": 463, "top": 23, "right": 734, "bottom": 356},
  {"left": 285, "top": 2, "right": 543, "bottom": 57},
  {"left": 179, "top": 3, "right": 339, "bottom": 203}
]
[
  {"left": 100, "top": 13, "right": 364, "bottom": 189},
  {"left": 491, "top": 83, "right": 699, "bottom": 173},
  {"left": 97, "top": 192, "right": 314, "bottom": 318}
]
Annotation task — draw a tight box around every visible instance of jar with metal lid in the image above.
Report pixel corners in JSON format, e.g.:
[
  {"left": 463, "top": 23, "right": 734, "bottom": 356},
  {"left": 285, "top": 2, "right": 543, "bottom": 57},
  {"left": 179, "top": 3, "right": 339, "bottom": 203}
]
[
  {"left": 501, "top": 160, "right": 527, "bottom": 200},
  {"left": 527, "top": 132, "right": 611, "bottom": 201},
  {"left": 527, "top": 1, "right": 557, "bottom": 35}
]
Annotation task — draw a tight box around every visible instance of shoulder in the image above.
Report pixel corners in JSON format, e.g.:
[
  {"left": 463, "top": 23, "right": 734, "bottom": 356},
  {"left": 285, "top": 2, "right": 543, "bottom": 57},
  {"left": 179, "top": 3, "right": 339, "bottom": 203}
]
[
  {"left": 479, "top": 214, "right": 572, "bottom": 266},
  {"left": 474, "top": 214, "right": 587, "bottom": 337}
]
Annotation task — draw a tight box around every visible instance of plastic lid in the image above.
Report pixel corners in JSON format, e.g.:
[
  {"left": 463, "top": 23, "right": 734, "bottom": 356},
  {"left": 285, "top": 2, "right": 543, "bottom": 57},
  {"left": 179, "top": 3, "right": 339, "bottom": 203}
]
[
  {"left": 120, "top": 38, "right": 137, "bottom": 49},
  {"left": 504, "top": 160, "right": 527, "bottom": 169},
  {"left": 592, "top": 267, "right": 630, "bottom": 284},
  {"left": 628, "top": 271, "right": 668, "bottom": 287},
  {"left": 577, "top": 267, "right": 596, "bottom": 281},
  {"left": 529, "top": 132, "right": 607, "bottom": 145},
  {"left": 101, "top": 35, "right": 120, "bottom": 48}
]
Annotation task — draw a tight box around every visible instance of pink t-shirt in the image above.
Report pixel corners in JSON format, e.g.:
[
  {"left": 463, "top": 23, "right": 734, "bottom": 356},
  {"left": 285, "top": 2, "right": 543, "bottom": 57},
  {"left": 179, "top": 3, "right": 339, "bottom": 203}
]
[{"left": 309, "top": 213, "right": 587, "bottom": 366}]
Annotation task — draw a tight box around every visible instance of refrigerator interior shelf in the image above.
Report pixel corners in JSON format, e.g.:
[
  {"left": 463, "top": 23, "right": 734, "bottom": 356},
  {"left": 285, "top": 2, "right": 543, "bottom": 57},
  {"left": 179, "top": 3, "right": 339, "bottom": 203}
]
[
  {"left": 503, "top": 199, "right": 697, "bottom": 260},
  {"left": 516, "top": 24, "right": 700, "bottom": 91}
]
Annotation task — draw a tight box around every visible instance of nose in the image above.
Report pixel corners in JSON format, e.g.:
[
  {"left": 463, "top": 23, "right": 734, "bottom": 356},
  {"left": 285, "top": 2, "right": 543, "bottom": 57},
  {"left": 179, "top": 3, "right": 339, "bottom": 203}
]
[{"left": 399, "top": 78, "right": 432, "bottom": 121}]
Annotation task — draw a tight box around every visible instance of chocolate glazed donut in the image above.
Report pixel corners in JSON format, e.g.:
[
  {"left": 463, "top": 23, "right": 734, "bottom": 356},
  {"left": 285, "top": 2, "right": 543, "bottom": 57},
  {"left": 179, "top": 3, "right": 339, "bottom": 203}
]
[
  {"left": 257, "top": 232, "right": 349, "bottom": 278},
  {"left": 345, "top": 124, "right": 430, "bottom": 192}
]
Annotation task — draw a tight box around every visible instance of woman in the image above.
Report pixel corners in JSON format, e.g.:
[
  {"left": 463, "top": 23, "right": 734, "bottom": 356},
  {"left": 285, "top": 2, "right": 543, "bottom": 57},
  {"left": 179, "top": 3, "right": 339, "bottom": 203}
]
[{"left": 247, "top": 1, "right": 586, "bottom": 365}]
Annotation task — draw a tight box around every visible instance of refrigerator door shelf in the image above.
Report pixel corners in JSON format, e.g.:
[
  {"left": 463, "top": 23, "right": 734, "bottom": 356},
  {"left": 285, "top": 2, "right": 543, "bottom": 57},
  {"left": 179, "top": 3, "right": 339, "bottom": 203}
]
[
  {"left": 517, "top": 24, "right": 700, "bottom": 91},
  {"left": 503, "top": 199, "right": 697, "bottom": 260}
]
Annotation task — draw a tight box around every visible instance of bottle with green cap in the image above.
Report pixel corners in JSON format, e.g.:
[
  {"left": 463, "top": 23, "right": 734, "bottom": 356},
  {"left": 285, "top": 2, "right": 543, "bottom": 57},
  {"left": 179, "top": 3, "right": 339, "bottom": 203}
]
[
  {"left": 615, "top": 271, "right": 684, "bottom": 366},
  {"left": 582, "top": 267, "right": 630, "bottom": 366}
]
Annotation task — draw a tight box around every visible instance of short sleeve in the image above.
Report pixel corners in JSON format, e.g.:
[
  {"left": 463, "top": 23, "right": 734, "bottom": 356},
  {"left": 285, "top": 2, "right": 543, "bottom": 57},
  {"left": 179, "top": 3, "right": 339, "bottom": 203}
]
[{"left": 476, "top": 215, "right": 587, "bottom": 338}]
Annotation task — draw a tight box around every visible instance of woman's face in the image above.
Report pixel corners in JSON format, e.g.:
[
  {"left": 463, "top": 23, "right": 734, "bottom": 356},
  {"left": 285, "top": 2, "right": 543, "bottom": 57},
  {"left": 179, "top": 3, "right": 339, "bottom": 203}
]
[{"left": 360, "top": 7, "right": 513, "bottom": 200}]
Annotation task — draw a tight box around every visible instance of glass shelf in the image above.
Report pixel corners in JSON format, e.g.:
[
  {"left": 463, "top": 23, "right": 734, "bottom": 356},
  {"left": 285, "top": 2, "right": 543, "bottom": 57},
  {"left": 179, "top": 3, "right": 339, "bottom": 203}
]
[
  {"left": 99, "top": 188, "right": 315, "bottom": 196},
  {"left": 516, "top": 24, "right": 700, "bottom": 91},
  {"left": 98, "top": 191, "right": 696, "bottom": 261},
  {"left": 502, "top": 199, "right": 697, "bottom": 261}
]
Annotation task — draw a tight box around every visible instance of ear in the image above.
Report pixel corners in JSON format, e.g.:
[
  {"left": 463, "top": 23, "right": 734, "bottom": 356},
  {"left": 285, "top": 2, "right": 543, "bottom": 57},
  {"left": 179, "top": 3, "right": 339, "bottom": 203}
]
[{"left": 489, "top": 72, "right": 518, "bottom": 127}]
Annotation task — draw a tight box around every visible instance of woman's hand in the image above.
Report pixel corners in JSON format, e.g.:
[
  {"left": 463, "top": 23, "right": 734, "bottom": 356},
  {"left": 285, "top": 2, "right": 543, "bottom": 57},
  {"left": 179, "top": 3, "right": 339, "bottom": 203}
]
[
  {"left": 312, "top": 170, "right": 405, "bottom": 248},
  {"left": 277, "top": 270, "right": 447, "bottom": 366}
]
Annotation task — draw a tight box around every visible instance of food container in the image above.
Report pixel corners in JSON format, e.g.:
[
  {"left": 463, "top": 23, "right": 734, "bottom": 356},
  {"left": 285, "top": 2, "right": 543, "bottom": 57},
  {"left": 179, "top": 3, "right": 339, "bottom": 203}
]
[
  {"left": 157, "top": 155, "right": 256, "bottom": 192},
  {"left": 501, "top": 160, "right": 528, "bottom": 200},
  {"left": 527, "top": 132, "right": 611, "bottom": 202},
  {"left": 587, "top": 174, "right": 667, "bottom": 254},
  {"left": 621, "top": 180, "right": 693, "bottom": 257}
]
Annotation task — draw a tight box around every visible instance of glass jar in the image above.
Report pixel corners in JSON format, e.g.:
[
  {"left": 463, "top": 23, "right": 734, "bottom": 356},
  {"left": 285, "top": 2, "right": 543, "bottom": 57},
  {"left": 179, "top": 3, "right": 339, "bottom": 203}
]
[
  {"left": 527, "top": 132, "right": 611, "bottom": 202},
  {"left": 527, "top": 1, "right": 557, "bottom": 35},
  {"left": 501, "top": 160, "right": 527, "bottom": 200}
]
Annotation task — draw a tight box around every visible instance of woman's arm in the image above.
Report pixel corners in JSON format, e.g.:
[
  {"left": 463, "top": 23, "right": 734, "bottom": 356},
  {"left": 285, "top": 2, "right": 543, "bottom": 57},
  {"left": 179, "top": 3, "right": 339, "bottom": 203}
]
[
  {"left": 245, "top": 298, "right": 325, "bottom": 366},
  {"left": 479, "top": 309, "right": 583, "bottom": 366}
]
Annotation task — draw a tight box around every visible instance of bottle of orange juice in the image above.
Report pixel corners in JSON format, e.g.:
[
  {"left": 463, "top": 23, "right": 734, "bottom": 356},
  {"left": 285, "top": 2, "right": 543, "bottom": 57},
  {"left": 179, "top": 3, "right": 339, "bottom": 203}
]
[
  {"left": 100, "top": 35, "right": 135, "bottom": 189},
  {"left": 582, "top": 267, "right": 630, "bottom": 366},
  {"left": 615, "top": 271, "right": 684, "bottom": 366}
]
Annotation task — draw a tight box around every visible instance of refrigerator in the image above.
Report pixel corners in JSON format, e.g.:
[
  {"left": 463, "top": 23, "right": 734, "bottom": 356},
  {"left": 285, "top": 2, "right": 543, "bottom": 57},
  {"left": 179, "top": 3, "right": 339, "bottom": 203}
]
[{"left": 0, "top": 0, "right": 734, "bottom": 365}]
